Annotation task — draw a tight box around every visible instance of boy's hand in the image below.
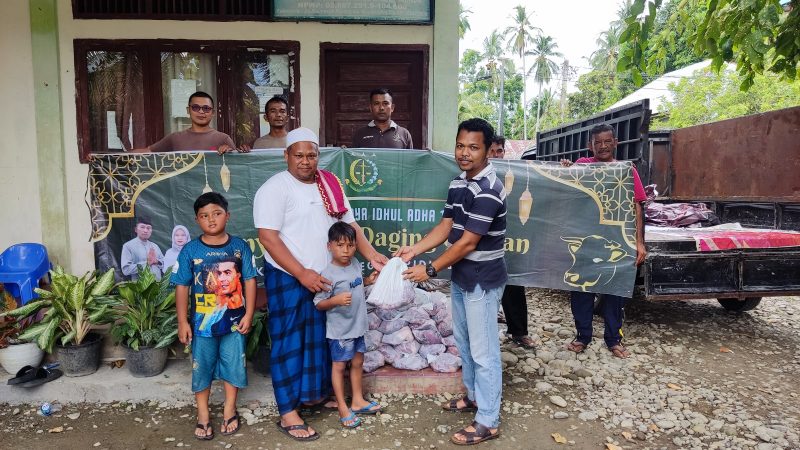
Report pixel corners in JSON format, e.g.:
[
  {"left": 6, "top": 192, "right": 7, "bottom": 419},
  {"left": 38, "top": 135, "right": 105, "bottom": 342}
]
[
  {"left": 559, "top": 159, "right": 573, "bottom": 167},
  {"left": 337, "top": 292, "right": 353, "bottom": 306},
  {"left": 364, "top": 271, "right": 379, "bottom": 286},
  {"left": 237, "top": 315, "right": 253, "bottom": 334},
  {"left": 178, "top": 320, "right": 192, "bottom": 345}
]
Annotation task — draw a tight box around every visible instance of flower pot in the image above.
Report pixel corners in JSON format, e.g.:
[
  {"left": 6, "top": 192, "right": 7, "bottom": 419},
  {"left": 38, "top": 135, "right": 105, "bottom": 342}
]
[
  {"left": 124, "top": 345, "right": 168, "bottom": 378},
  {"left": 55, "top": 332, "right": 103, "bottom": 377},
  {"left": 0, "top": 342, "right": 45, "bottom": 375},
  {"left": 253, "top": 344, "right": 271, "bottom": 377}
]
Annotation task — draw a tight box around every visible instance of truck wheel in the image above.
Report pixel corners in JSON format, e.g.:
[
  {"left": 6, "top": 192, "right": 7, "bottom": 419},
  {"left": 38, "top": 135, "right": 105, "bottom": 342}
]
[{"left": 717, "top": 297, "right": 762, "bottom": 312}]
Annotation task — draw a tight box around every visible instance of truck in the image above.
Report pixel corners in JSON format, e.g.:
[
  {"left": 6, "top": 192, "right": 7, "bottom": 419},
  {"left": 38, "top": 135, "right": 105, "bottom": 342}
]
[{"left": 528, "top": 101, "right": 800, "bottom": 311}]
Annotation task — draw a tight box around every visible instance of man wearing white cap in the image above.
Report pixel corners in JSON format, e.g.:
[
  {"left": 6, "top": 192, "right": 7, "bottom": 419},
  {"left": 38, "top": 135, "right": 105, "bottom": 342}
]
[{"left": 253, "top": 128, "right": 387, "bottom": 441}]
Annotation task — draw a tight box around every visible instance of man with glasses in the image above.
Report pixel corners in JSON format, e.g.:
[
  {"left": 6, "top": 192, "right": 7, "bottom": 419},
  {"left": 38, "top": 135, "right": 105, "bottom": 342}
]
[
  {"left": 251, "top": 96, "right": 291, "bottom": 149},
  {"left": 136, "top": 91, "right": 244, "bottom": 154},
  {"left": 560, "top": 124, "right": 647, "bottom": 359}
]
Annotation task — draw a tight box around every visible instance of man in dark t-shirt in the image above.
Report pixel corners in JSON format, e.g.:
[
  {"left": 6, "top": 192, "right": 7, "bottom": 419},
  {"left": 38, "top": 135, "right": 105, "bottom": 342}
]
[
  {"left": 351, "top": 88, "right": 413, "bottom": 149},
  {"left": 397, "top": 118, "right": 504, "bottom": 445}
]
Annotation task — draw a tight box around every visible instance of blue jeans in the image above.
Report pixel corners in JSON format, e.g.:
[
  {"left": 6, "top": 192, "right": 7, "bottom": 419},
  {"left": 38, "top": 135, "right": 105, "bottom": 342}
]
[{"left": 451, "top": 281, "right": 504, "bottom": 428}]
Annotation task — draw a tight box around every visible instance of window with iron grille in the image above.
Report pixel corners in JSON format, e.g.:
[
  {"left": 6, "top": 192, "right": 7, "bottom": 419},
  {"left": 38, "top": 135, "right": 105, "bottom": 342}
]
[
  {"left": 72, "top": 0, "right": 271, "bottom": 21},
  {"left": 74, "top": 39, "right": 300, "bottom": 162}
]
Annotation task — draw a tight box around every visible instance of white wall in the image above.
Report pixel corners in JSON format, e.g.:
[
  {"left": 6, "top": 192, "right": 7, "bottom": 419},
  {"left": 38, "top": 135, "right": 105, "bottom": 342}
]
[
  {"left": 0, "top": 2, "right": 43, "bottom": 252},
  {"left": 55, "top": 11, "right": 436, "bottom": 273}
]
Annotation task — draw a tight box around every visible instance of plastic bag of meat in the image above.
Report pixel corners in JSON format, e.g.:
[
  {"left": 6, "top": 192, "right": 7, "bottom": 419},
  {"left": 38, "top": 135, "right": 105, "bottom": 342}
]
[
  {"left": 414, "top": 288, "right": 432, "bottom": 305},
  {"left": 395, "top": 338, "right": 421, "bottom": 356},
  {"left": 392, "top": 353, "right": 428, "bottom": 371},
  {"left": 441, "top": 335, "right": 457, "bottom": 347},
  {"left": 375, "top": 307, "right": 405, "bottom": 321},
  {"left": 382, "top": 326, "right": 414, "bottom": 346},
  {"left": 429, "top": 353, "right": 461, "bottom": 373},
  {"left": 446, "top": 346, "right": 460, "bottom": 357},
  {"left": 411, "top": 319, "right": 443, "bottom": 345},
  {"left": 363, "top": 350, "right": 385, "bottom": 373},
  {"left": 436, "top": 319, "right": 453, "bottom": 337},
  {"left": 367, "top": 312, "right": 382, "bottom": 330},
  {"left": 376, "top": 316, "right": 408, "bottom": 335},
  {"left": 365, "top": 330, "right": 383, "bottom": 352},
  {"left": 378, "top": 344, "right": 401, "bottom": 365},
  {"left": 367, "top": 257, "right": 416, "bottom": 310},
  {"left": 419, "top": 343, "right": 446, "bottom": 360},
  {"left": 401, "top": 306, "right": 431, "bottom": 327},
  {"left": 433, "top": 304, "right": 451, "bottom": 324}
]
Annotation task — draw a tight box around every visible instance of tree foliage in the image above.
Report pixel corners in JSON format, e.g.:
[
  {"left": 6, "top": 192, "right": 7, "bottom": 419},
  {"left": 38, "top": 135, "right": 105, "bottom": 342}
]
[
  {"left": 655, "top": 68, "right": 800, "bottom": 128},
  {"left": 619, "top": 0, "right": 800, "bottom": 90}
]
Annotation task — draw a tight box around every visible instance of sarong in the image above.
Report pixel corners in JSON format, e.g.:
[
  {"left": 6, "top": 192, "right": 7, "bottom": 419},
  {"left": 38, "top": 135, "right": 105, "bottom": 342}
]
[{"left": 265, "top": 261, "right": 331, "bottom": 414}]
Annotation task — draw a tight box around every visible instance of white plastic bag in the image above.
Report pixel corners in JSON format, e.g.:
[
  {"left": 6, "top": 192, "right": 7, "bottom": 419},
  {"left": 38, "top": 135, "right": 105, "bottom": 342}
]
[{"left": 366, "top": 257, "right": 415, "bottom": 310}]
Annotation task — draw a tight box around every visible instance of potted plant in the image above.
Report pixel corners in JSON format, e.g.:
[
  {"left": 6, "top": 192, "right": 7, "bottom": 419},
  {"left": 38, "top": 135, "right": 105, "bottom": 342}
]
[
  {"left": 2, "top": 266, "right": 119, "bottom": 377},
  {"left": 0, "top": 289, "right": 44, "bottom": 375},
  {"left": 247, "top": 310, "right": 270, "bottom": 376},
  {"left": 111, "top": 266, "right": 177, "bottom": 377}
]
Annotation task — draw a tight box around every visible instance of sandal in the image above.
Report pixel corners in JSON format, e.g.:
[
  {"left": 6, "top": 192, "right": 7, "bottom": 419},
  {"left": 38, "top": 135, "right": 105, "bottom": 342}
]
[
  {"left": 195, "top": 422, "right": 214, "bottom": 441},
  {"left": 566, "top": 340, "right": 586, "bottom": 353},
  {"left": 300, "top": 396, "right": 338, "bottom": 413},
  {"left": 276, "top": 420, "right": 320, "bottom": 442},
  {"left": 339, "top": 410, "right": 362, "bottom": 429},
  {"left": 450, "top": 421, "right": 500, "bottom": 446},
  {"left": 609, "top": 344, "right": 630, "bottom": 359},
  {"left": 352, "top": 400, "right": 382, "bottom": 415},
  {"left": 221, "top": 413, "right": 240, "bottom": 436},
  {"left": 511, "top": 335, "right": 536, "bottom": 349},
  {"left": 442, "top": 396, "right": 478, "bottom": 413}
]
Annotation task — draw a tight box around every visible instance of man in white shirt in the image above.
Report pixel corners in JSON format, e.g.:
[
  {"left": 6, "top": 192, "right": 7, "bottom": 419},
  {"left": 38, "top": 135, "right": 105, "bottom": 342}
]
[
  {"left": 253, "top": 127, "right": 386, "bottom": 442},
  {"left": 120, "top": 216, "right": 164, "bottom": 280}
]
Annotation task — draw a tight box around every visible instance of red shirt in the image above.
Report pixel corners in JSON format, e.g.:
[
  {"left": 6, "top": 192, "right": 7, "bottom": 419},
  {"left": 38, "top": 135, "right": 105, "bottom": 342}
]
[{"left": 575, "top": 157, "right": 647, "bottom": 203}]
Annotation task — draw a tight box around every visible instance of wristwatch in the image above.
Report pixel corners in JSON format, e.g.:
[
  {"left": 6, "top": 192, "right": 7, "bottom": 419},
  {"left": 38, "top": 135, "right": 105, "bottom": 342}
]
[{"left": 426, "top": 262, "right": 438, "bottom": 278}]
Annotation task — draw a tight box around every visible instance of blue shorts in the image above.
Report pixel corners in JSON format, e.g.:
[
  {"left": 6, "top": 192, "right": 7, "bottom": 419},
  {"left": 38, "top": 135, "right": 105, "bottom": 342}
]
[
  {"left": 328, "top": 336, "right": 366, "bottom": 362},
  {"left": 191, "top": 332, "right": 247, "bottom": 392}
]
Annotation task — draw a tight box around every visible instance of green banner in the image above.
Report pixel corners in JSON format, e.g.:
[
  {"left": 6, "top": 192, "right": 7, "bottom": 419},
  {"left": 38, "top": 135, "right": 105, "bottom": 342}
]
[{"left": 89, "top": 148, "right": 639, "bottom": 296}]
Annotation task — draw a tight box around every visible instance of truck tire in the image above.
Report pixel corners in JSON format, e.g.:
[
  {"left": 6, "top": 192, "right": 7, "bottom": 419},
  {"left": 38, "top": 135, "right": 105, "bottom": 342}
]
[{"left": 717, "top": 297, "right": 762, "bottom": 312}]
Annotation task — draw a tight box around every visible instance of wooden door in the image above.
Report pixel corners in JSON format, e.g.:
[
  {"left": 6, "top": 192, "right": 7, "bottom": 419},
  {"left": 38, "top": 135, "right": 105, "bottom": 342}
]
[{"left": 321, "top": 44, "right": 428, "bottom": 148}]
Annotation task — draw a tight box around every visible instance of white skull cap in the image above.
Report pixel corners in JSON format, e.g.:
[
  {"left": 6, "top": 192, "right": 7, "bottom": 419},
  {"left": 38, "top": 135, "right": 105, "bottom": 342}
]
[{"left": 285, "top": 127, "right": 319, "bottom": 149}]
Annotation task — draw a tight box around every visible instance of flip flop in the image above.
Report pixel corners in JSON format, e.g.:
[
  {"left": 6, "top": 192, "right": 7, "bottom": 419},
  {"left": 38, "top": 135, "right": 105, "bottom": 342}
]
[
  {"left": 450, "top": 421, "right": 500, "bottom": 446},
  {"left": 352, "top": 400, "right": 382, "bottom": 415},
  {"left": 442, "top": 396, "right": 478, "bottom": 413},
  {"left": 19, "top": 365, "right": 63, "bottom": 388},
  {"left": 276, "top": 420, "right": 320, "bottom": 442},
  {"left": 339, "top": 410, "right": 362, "bottom": 428},
  {"left": 6, "top": 365, "right": 38, "bottom": 386},
  {"left": 221, "top": 413, "right": 240, "bottom": 436},
  {"left": 195, "top": 422, "right": 214, "bottom": 441},
  {"left": 300, "top": 396, "right": 338, "bottom": 413}
]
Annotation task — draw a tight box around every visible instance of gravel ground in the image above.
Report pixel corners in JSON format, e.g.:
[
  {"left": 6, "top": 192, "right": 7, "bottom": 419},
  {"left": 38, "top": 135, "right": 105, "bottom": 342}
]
[{"left": 2, "top": 289, "right": 798, "bottom": 449}]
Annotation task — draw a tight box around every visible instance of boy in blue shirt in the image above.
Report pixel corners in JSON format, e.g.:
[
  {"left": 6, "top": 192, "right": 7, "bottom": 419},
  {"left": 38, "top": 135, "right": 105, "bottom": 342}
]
[
  {"left": 173, "top": 192, "right": 257, "bottom": 440},
  {"left": 313, "top": 222, "right": 381, "bottom": 429}
]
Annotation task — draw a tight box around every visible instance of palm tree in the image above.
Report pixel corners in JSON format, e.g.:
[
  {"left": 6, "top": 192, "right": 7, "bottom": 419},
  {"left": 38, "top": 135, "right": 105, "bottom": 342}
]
[
  {"left": 590, "top": 25, "right": 622, "bottom": 73},
  {"left": 527, "top": 34, "right": 562, "bottom": 135},
  {"left": 481, "top": 30, "right": 514, "bottom": 131},
  {"left": 612, "top": 0, "right": 634, "bottom": 28},
  {"left": 503, "top": 5, "right": 541, "bottom": 140},
  {"left": 458, "top": 1, "right": 472, "bottom": 39}
]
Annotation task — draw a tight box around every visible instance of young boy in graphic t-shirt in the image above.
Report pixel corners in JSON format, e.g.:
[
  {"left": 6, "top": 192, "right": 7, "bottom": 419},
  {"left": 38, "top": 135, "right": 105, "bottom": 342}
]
[{"left": 173, "top": 192, "right": 257, "bottom": 440}]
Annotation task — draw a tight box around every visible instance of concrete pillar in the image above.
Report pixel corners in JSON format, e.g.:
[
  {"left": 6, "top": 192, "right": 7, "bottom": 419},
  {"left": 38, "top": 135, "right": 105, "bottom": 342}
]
[{"left": 431, "top": 0, "right": 459, "bottom": 152}]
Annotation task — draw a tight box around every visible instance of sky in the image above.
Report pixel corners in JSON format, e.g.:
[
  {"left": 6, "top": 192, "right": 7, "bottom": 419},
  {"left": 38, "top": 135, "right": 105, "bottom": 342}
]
[{"left": 460, "top": 0, "right": 623, "bottom": 97}]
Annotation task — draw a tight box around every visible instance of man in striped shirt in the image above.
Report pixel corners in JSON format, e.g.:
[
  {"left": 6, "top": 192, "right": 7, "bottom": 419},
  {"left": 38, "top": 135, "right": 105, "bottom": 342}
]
[{"left": 398, "top": 118, "right": 505, "bottom": 445}]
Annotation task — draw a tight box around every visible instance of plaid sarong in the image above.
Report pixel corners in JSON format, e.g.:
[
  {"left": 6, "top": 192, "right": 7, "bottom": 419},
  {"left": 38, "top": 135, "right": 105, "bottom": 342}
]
[{"left": 265, "top": 262, "right": 331, "bottom": 415}]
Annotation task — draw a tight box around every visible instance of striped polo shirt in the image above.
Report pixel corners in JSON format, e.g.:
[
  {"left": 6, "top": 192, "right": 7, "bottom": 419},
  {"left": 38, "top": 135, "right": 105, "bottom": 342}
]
[{"left": 442, "top": 162, "right": 508, "bottom": 291}]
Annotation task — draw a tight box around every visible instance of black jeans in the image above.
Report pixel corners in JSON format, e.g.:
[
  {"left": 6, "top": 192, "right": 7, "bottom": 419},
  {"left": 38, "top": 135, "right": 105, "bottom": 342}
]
[{"left": 500, "top": 284, "right": 528, "bottom": 337}]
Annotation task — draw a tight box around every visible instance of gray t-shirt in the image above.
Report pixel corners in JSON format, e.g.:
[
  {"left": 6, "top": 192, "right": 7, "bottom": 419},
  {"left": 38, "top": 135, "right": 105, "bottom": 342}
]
[
  {"left": 252, "top": 133, "right": 287, "bottom": 149},
  {"left": 313, "top": 259, "right": 368, "bottom": 340}
]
